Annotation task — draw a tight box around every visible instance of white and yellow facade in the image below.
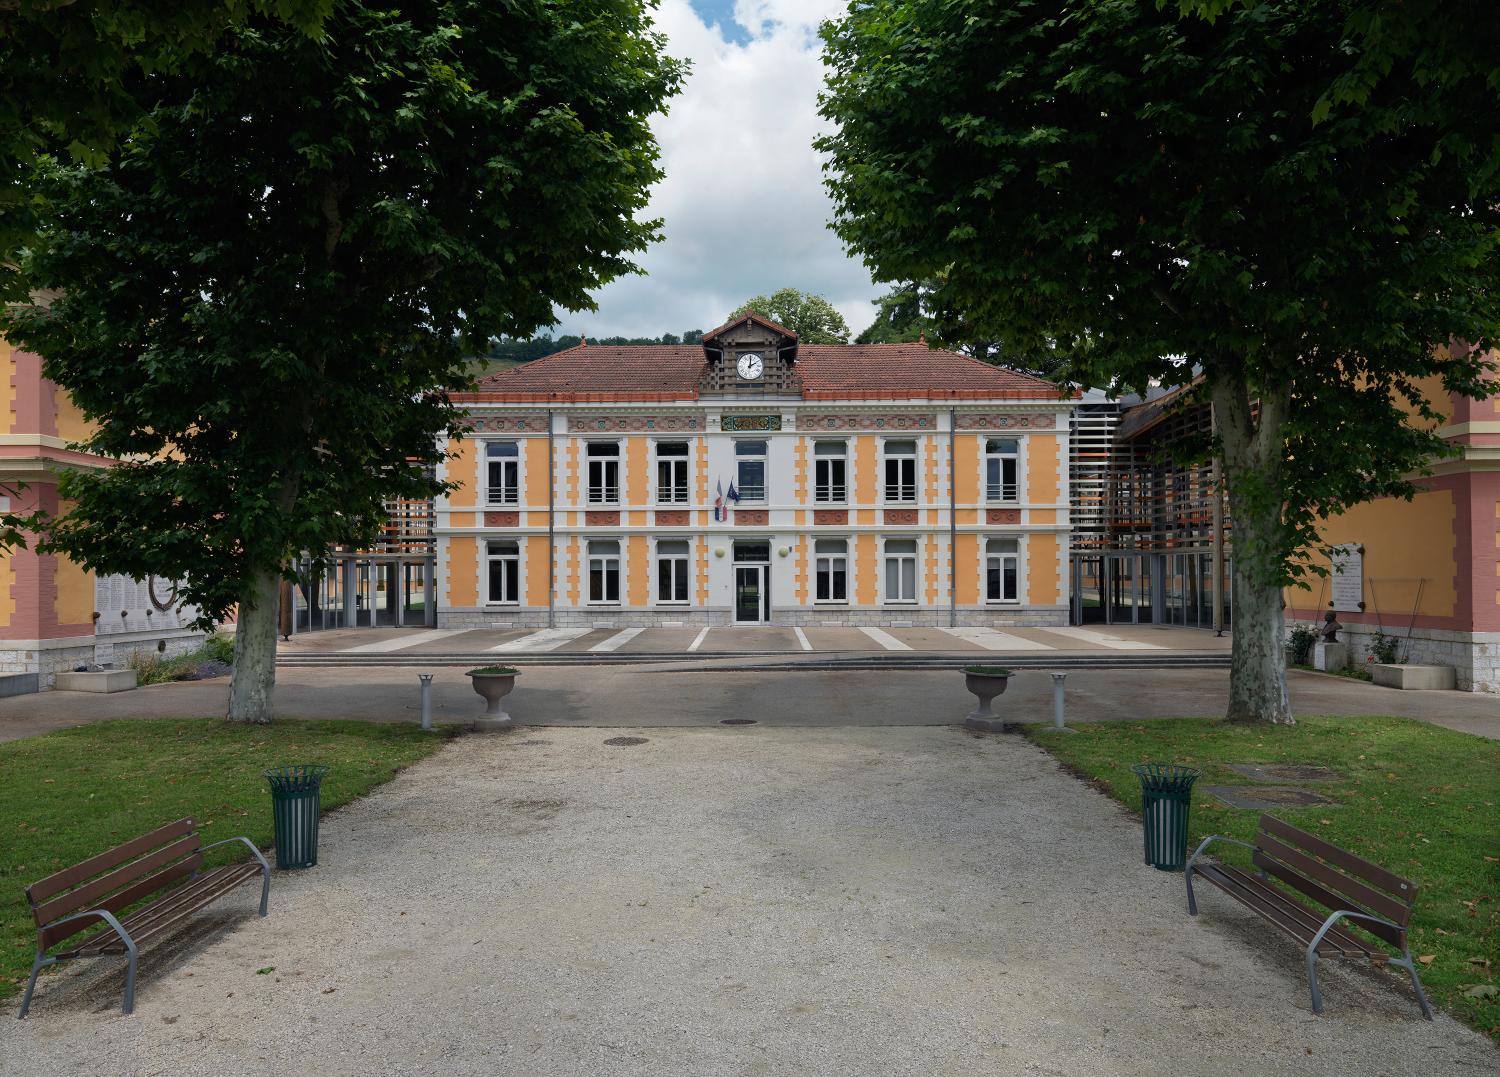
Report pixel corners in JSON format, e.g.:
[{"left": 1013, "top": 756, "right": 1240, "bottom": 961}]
[{"left": 435, "top": 316, "right": 1079, "bottom": 628}]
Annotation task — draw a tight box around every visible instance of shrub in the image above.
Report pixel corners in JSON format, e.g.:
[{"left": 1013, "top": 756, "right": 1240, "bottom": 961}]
[
  {"left": 202, "top": 632, "right": 235, "bottom": 665},
  {"left": 1369, "top": 631, "right": 1401, "bottom": 665},
  {"left": 1287, "top": 623, "right": 1319, "bottom": 666}
]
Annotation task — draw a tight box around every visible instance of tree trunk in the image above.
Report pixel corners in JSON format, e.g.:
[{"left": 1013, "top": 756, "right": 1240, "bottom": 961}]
[
  {"left": 1210, "top": 374, "right": 1295, "bottom": 725},
  {"left": 1223, "top": 502, "right": 1293, "bottom": 724},
  {"left": 227, "top": 566, "right": 282, "bottom": 724}
]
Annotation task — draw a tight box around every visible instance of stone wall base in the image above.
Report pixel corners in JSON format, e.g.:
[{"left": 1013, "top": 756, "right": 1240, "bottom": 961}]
[
  {"left": 0, "top": 627, "right": 208, "bottom": 688},
  {"left": 437, "top": 607, "right": 1069, "bottom": 630},
  {"left": 1295, "top": 622, "right": 1500, "bottom": 693}
]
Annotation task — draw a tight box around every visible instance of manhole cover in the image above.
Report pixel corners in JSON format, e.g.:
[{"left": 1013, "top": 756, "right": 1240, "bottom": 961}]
[
  {"left": 720, "top": 719, "right": 758, "bottom": 726},
  {"left": 1204, "top": 784, "right": 1334, "bottom": 810},
  {"left": 604, "top": 736, "right": 648, "bottom": 747},
  {"left": 1227, "top": 763, "right": 1340, "bottom": 784}
]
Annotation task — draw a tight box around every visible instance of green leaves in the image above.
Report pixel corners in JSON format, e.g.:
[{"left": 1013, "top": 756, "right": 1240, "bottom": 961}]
[
  {"left": 2, "top": 0, "right": 683, "bottom": 634},
  {"left": 729, "top": 289, "right": 851, "bottom": 345}
]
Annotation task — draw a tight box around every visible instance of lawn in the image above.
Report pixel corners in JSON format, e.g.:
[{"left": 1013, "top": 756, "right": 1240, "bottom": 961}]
[
  {"left": 0, "top": 718, "right": 452, "bottom": 1006},
  {"left": 1026, "top": 715, "right": 1500, "bottom": 1038}
]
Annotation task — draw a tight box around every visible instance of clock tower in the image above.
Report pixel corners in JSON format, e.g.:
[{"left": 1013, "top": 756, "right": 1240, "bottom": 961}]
[{"left": 698, "top": 312, "right": 801, "bottom": 395}]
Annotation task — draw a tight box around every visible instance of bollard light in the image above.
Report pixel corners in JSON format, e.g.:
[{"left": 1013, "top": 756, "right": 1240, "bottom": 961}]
[
  {"left": 1049, "top": 671, "right": 1068, "bottom": 730},
  {"left": 418, "top": 673, "right": 435, "bottom": 731}
]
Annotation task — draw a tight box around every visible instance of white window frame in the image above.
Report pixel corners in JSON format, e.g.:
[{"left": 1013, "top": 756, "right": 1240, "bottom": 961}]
[
  {"left": 587, "top": 538, "right": 622, "bottom": 605},
  {"left": 883, "top": 537, "right": 919, "bottom": 604},
  {"left": 585, "top": 441, "right": 621, "bottom": 506},
  {"left": 985, "top": 537, "right": 1022, "bottom": 604},
  {"left": 813, "top": 441, "right": 848, "bottom": 505},
  {"left": 654, "top": 538, "right": 691, "bottom": 605},
  {"left": 485, "top": 540, "right": 521, "bottom": 605},
  {"left": 735, "top": 439, "right": 768, "bottom": 503},
  {"left": 882, "top": 439, "right": 918, "bottom": 505},
  {"left": 653, "top": 440, "right": 691, "bottom": 506},
  {"left": 814, "top": 537, "right": 849, "bottom": 604},
  {"left": 484, "top": 440, "right": 521, "bottom": 506},
  {"left": 985, "top": 437, "right": 1021, "bottom": 504}
]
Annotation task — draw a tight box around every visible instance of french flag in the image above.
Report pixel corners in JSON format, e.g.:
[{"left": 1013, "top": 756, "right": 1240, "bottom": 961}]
[{"left": 714, "top": 479, "right": 724, "bottom": 522}]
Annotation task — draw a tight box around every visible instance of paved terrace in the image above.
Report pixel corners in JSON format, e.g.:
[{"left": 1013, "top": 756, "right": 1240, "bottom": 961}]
[{"left": 281, "top": 622, "right": 1230, "bottom": 658}]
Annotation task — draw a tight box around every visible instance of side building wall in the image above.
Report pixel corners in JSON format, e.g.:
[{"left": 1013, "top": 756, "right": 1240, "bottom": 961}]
[{"left": 433, "top": 403, "right": 1074, "bottom": 629}]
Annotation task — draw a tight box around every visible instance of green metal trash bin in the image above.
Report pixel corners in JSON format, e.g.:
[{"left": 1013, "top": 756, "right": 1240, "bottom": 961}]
[
  {"left": 265, "top": 764, "right": 330, "bottom": 869},
  {"left": 1131, "top": 763, "right": 1200, "bottom": 871}
]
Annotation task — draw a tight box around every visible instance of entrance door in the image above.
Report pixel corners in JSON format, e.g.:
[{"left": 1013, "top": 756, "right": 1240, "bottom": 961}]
[{"left": 734, "top": 565, "right": 766, "bottom": 624}]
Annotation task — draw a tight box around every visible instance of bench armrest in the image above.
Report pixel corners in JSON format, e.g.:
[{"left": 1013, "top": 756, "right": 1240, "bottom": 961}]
[
  {"left": 1185, "top": 834, "right": 1256, "bottom": 876},
  {"left": 201, "top": 835, "right": 271, "bottom": 875},
  {"left": 39, "top": 908, "right": 136, "bottom": 957},
  {"left": 1311, "top": 908, "right": 1404, "bottom": 951}
]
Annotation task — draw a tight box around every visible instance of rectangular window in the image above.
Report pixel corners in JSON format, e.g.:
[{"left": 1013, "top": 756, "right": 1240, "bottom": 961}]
[
  {"left": 814, "top": 538, "right": 848, "bottom": 602},
  {"left": 586, "top": 442, "right": 620, "bottom": 505},
  {"left": 486, "top": 441, "right": 519, "bottom": 506},
  {"left": 587, "top": 539, "right": 621, "bottom": 604},
  {"left": 986, "top": 438, "right": 1020, "bottom": 503},
  {"left": 987, "top": 538, "right": 1020, "bottom": 603},
  {"left": 883, "top": 440, "right": 917, "bottom": 503},
  {"left": 814, "top": 442, "right": 847, "bottom": 504},
  {"left": 486, "top": 540, "right": 520, "bottom": 604},
  {"left": 655, "top": 442, "right": 690, "bottom": 504},
  {"left": 656, "top": 539, "right": 690, "bottom": 604},
  {"left": 735, "top": 440, "right": 767, "bottom": 502},
  {"left": 884, "top": 538, "right": 918, "bottom": 603}
]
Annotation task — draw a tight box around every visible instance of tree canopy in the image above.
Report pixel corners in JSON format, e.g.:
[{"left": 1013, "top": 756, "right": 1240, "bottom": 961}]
[
  {"left": 6, "top": 0, "right": 683, "bottom": 722},
  {"left": 0, "top": 0, "right": 332, "bottom": 299},
  {"left": 730, "top": 288, "right": 850, "bottom": 344},
  {"left": 818, "top": 0, "right": 1500, "bottom": 723}
]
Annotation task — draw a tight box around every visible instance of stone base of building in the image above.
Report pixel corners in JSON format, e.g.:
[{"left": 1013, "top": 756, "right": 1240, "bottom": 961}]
[
  {"left": 437, "top": 607, "right": 1070, "bottom": 630},
  {"left": 0, "top": 627, "right": 208, "bottom": 689},
  {"left": 1327, "top": 623, "right": 1500, "bottom": 693}
]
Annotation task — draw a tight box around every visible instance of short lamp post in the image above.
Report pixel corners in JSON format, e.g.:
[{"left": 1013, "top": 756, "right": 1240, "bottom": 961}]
[
  {"left": 417, "top": 673, "right": 434, "bottom": 731},
  {"left": 1050, "top": 672, "right": 1068, "bottom": 732}
]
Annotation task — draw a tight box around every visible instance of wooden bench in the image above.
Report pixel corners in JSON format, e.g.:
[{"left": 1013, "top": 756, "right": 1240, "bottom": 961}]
[
  {"left": 1185, "top": 813, "right": 1432, "bottom": 1019},
  {"left": 19, "top": 818, "right": 270, "bottom": 1018}
]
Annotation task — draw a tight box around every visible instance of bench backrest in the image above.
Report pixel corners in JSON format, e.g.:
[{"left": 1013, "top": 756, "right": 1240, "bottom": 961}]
[
  {"left": 1252, "top": 814, "right": 1417, "bottom": 949},
  {"left": 25, "top": 818, "right": 202, "bottom": 949}
]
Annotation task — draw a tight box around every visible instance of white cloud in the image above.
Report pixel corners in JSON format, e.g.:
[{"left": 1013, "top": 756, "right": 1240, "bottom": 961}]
[{"left": 563, "top": 0, "right": 876, "bottom": 341}]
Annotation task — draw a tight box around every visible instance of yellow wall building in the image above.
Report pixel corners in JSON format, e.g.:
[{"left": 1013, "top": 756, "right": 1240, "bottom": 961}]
[{"left": 435, "top": 315, "right": 1077, "bottom": 629}]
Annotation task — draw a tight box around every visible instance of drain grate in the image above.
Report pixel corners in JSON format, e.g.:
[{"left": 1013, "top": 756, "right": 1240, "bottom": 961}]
[
  {"left": 604, "top": 736, "right": 648, "bottom": 747},
  {"left": 720, "top": 719, "right": 758, "bottom": 726}
]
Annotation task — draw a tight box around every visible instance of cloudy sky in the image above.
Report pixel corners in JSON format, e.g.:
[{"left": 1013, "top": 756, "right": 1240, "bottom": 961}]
[{"left": 565, "top": 0, "right": 878, "bottom": 341}]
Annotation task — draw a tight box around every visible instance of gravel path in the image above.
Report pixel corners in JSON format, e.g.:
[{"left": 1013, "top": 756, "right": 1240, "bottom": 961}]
[{"left": 5, "top": 726, "right": 1495, "bottom": 1076}]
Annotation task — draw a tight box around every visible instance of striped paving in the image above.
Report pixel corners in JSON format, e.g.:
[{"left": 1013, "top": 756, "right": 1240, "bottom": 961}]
[
  {"left": 1033, "top": 626, "right": 1163, "bottom": 650},
  {"left": 590, "top": 628, "right": 644, "bottom": 652},
  {"left": 859, "top": 627, "right": 912, "bottom": 651},
  {"left": 940, "top": 627, "right": 1054, "bottom": 651},
  {"left": 489, "top": 627, "right": 593, "bottom": 653},
  {"left": 339, "top": 629, "right": 467, "bottom": 654}
]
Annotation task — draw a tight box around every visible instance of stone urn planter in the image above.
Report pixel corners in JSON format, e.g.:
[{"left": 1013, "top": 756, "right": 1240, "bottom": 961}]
[
  {"left": 962, "top": 666, "right": 1013, "bottom": 732},
  {"left": 466, "top": 666, "right": 520, "bottom": 730}
]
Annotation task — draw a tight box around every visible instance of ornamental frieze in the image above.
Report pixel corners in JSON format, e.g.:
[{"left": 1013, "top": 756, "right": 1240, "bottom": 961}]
[
  {"left": 468, "top": 413, "right": 548, "bottom": 433},
  {"left": 720, "top": 414, "right": 782, "bottom": 432},
  {"left": 568, "top": 413, "right": 705, "bottom": 433},
  {"left": 795, "top": 413, "right": 935, "bottom": 432},
  {"left": 954, "top": 413, "right": 1056, "bottom": 431}
]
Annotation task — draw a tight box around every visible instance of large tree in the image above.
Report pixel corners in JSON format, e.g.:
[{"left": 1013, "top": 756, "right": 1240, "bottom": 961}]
[
  {"left": 6, "top": 0, "right": 683, "bottom": 722},
  {"left": 0, "top": 0, "right": 332, "bottom": 299},
  {"left": 730, "top": 287, "right": 850, "bottom": 344},
  {"left": 819, "top": 0, "right": 1500, "bottom": 723}
]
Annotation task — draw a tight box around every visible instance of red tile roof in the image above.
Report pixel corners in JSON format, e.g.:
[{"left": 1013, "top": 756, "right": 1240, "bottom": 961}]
[{"left": 460, "top": 342, "right": 1065, "bottom": 402}]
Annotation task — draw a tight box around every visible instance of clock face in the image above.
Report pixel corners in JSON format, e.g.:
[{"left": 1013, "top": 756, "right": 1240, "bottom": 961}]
[{"left": 736, "top": 353, "right": 764, "bottom": 380}]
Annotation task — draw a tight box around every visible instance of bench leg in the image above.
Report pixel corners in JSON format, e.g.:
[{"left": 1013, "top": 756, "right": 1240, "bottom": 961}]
[
  {"left": 1391, "top": 953, "right": 1435, "bottom": 1021},
  {"left": 121, "top": 938, "right": 140, "bottom": 1015},
  {"left": 258, "top": 864, "right": 270, "bottom": 918},
  {"left": 1306, "top": 945, "right": 1324, "bottom": 1015},
  {"left": 17, "top": 953, "right": 51, "bottom": 1019},
  {"left": 1185, "top": 868, "right": 1198, "bottom": 916}
]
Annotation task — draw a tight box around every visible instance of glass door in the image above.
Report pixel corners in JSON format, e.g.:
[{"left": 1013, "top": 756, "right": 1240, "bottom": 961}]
[{"left": 734, "top": 566, "right": 765, "bottom": 624}]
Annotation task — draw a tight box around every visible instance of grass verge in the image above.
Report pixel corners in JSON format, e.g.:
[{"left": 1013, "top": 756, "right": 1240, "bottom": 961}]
[
  {"left": 1024, "top": 715, "right": 1500, "bottom": 1038},
  {"left": 0, "top": 717, "right": 452, "bottom": 1005}
]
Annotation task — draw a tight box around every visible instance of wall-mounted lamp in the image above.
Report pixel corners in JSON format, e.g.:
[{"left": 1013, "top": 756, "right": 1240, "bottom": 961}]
[
  {"left": 713, "top": 548, "right": 726, "bottom": 558},
  {"left": 777, "top": 547, "right": 791, "bottom": 558}
]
